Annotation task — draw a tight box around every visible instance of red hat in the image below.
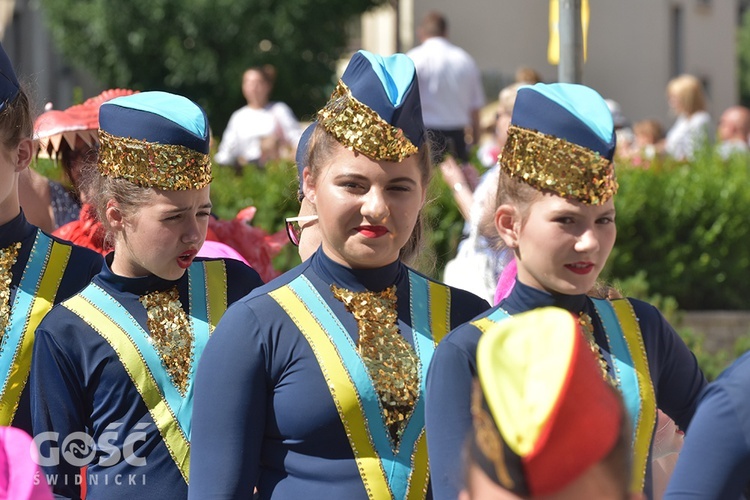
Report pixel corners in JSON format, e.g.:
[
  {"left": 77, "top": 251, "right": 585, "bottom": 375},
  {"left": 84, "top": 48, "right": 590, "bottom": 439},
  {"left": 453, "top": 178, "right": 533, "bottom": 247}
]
[
  {"left": 472, "top": 307, "right": 624, "bottom": 496},
  {"left": 34, "top": 88, "right": 137, "bottom": 157}
]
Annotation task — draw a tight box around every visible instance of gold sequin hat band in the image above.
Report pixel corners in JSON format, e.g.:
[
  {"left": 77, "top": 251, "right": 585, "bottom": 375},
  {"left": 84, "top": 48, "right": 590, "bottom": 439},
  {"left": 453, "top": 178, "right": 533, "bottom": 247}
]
[
  {"left": 317, "top": 50, "right": 424, "bottom": 162},
  {"left": 500, "top": 83, "right": 618, "bottom": 205},
  {"left": 473, "top": 307, "right": 624, "bottom": 496},
  {"left": 98, "top": 91, "right": 212, "bottom": 190}
]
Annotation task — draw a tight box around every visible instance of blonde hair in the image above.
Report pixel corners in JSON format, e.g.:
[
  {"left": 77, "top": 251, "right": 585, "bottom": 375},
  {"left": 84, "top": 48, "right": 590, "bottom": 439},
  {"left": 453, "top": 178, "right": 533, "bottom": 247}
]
[{"left": 667, "top": 75, "right": 706, "bottom": 116}]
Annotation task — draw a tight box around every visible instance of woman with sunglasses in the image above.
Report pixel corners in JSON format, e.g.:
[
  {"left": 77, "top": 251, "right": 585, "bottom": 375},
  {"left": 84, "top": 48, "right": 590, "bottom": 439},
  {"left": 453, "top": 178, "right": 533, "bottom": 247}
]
[
  {"left": 283, "top": 125, "right": 321, "bottom": 261},
  {"left": 189, "top": 51, "right": 490, "bottom": 499}
]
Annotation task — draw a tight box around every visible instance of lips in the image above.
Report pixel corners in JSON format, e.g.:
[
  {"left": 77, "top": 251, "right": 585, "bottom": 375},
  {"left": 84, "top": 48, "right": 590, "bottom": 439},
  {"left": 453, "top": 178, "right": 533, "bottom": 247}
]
[
  {"left": 565, "top": 262, "right": 594, "bottom": 275},
  {"left": 177, "top": 249, "right": 198, "bottom": 269},
  {"left": 356, "top": 226, "right": 388, "bottom": 238}
]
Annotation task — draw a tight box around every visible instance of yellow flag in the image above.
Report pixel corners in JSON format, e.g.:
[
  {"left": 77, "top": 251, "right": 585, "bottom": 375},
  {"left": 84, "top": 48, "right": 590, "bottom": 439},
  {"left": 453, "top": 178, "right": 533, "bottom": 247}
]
[{"left": 548, "top": 0, "right": 589, "bottom": 65}]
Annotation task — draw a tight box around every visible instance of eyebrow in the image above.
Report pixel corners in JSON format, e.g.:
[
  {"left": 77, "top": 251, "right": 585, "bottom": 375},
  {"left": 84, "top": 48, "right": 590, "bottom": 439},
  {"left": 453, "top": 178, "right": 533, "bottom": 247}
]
[
  {"left": 334, "top": 173, "right": 418, "bottom": 185},
  {"left": 163, "top": 202, "right": 213, "bottom": 215}
]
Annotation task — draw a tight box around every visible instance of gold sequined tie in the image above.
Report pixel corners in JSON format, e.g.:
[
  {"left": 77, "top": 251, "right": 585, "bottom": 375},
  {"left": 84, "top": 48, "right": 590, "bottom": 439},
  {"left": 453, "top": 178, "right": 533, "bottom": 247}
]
[
  {"left": 139, "top": 287, "right": 194, "bottom": 396},
  {"left": 0, "top": 243, "right": 21, "bottom": 344},
  {"left": 331, "top": 284, "right": 419, "bottom": 448},
  {"left": 578, "top": 312, "right": 615, "bottom": 385}
]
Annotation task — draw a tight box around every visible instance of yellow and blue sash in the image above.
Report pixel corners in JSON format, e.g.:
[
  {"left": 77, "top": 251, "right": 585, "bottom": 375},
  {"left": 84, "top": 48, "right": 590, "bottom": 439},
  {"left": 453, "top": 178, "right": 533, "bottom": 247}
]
[
  {"left": 592, "top": 298, "right": 655, "bottom": 494},
  {"left": 0, "top": 231, "right": 70, "bottom": 425},
  {"left": 61, "top": 260, "right": 227, "bottom": 483},
  {"left": 268, "top": 271, "right": 450, "bottom": 500},
  {"left": 471, "top": 300, "right": 655, "bottom": 494}
]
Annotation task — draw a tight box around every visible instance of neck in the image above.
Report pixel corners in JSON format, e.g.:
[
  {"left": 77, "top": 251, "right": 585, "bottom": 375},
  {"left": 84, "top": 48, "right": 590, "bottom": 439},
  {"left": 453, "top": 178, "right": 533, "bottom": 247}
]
[{"left": 0, "top": 196, "right": 20, "bottom": 227}]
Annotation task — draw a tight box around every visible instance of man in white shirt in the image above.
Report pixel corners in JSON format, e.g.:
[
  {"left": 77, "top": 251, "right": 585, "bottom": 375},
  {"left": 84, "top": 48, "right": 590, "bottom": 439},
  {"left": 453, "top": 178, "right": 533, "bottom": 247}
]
[
  {"left": 407, "top": 11, "right": 485, "bottom": 163},
  {"left": 716, "top": 105, "right": 750, "bottom": 159}
]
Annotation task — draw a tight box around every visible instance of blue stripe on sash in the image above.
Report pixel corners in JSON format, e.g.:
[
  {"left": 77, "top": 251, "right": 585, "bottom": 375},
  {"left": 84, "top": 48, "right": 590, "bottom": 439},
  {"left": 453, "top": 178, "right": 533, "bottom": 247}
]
[
  {"left": 79, "top": 262, "right": 211, "bottom": 437},
  {"left": 289, "top": 273, "right": 439, "bottom": 500},
  {"left": 485, "top": 307, "right": 511, "bottom": 323},
  {"left": 0, "top": 232, "right": 52, "bottom": 389},
  {"left": 592, "top": 298, "right": 641, "bottom": 441}
]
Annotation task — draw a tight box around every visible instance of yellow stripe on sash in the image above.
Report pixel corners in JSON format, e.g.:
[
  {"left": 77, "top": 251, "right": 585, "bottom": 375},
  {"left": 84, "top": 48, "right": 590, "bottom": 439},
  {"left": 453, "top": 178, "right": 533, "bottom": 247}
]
[
  {"left": 269, "top": 286, "right": 392, "bottom": 500},
  {"left": 612, "top": 299, "right": 656, "bottom": 494},
  {"left": 62, "top": 296, "right": 191, "bottom": 482},
  {"left": 406, "top": 432, "right": 429, "bottom": 500},
  {"left": 0, "top": 241, "right": 70, "bottom": 425},
  {"left": 427, "top": 282, "right": 450, "bottom": 344},
  {"left": 204, "top": 260, "right": 227, "bottom": 331},
  {"left": 471, "top": 317, "right": 498, "bottom": 335}
]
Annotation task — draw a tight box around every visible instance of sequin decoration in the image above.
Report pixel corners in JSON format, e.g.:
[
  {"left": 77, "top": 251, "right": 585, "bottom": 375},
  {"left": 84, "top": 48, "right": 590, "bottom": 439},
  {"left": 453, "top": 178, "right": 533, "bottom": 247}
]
[
  {"left": 500, "top": 125, "right": 618, "bottom": 205},
  {"left": 578, "top": 312, "right": 615, "bottom": 385},
  {"left": 471, "top": 382, "right": 514, "bottom": 489},
  {"left": 318, "top": 80, "right": 419, "bottom": 162},
  {"left": 331, "top": 284, "right": 419, "bottom": 448},
  {"left": 0, "top": 243, "right": 20, "bottom": 345},
  {"left": 139, "top": 287, "right": 193, "bottom": 396},
  {"left": 98, "top": 130, "right": 212, "bottom": 190}
]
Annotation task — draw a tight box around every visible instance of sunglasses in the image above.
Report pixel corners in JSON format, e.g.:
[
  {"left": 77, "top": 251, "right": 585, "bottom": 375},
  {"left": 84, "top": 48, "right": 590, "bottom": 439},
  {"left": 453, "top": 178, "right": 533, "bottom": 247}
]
[{"left": 285, "top": 215, "right": 318, "bottom": 246}]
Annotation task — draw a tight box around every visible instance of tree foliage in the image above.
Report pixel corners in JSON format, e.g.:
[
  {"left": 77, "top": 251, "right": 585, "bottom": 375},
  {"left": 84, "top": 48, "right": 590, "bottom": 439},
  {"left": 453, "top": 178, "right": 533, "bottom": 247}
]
[{"left": 40, "top": 0, "right": 385, "bottom": 135}]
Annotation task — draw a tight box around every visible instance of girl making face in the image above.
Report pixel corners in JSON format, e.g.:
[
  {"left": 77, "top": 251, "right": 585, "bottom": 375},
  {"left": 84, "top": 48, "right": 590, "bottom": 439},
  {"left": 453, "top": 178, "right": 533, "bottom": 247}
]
[
  {"left": 189, "top": 51, "right": 490, "bottom": 500},
  {"left": 30, "top": 91, "right": 263, "bottom": 500}
]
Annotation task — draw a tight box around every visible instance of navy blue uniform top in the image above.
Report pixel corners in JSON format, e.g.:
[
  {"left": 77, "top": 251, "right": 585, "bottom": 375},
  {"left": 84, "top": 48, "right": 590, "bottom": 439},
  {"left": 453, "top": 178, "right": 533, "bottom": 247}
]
[
  {"left": 425, "top": 280, "right": 707, "bottom": 500},
  {"left": 2, "top": 211, "right": 102, "bottom": 434},
  {"left": 665, "top": 351, "right": 750, "bottom": 499},
  {"left": 30, "top": 255, "right": 263, "bottom": 500},
  {"left": 188, "top": 248, "right": 490, "bottom": 499}
]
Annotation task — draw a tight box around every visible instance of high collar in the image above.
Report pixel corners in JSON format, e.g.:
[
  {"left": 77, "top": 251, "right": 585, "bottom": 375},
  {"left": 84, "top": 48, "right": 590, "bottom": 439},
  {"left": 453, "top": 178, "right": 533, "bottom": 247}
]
[
  {"left": 0, "top": 211, "right": 36, "bottom": 248},
  {"left": 502, "top": 279, "right": 588, "bottom": 315},
  {"left": 96, "top": 253, "right": 184, "bottom": 296},
  {"left": 310, "top": 247, "right": 403, "bottom": 292}
]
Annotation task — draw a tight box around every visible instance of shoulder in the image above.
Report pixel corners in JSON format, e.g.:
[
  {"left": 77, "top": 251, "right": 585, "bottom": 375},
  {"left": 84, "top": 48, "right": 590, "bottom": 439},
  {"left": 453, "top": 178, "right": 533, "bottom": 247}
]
[
  {"left": 243, "top": 259, "right": 311, "bottom": 300},
  {"left": 711, "top": 352, "right": 750, "bottom": 403}
]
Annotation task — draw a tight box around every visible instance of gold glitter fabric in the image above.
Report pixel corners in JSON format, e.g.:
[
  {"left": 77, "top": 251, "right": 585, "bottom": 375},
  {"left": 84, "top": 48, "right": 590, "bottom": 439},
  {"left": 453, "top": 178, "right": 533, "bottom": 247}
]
[
  {"left": 139, "top": 287, "right": 193, "bottom": 396},
  {"left": 500, "top": 125, "right": 618, "bottom": 205},
  {"left": 318, "top": 81, "right": 418, "bottom": 162},
  {"left": 331, "top": 284, "right": 419, "bottom": 447},
  {"left": 0, "top": 243, "right": 20, "bottom": 344},
  {"left": 471, "top": 382, "right": 514, "bottom": 489},
  {"left": 578, "top": 312, "right": 616, "bottom": 385},
  {"left": 98, "top": 129, "right": 212, "bottom": 190}
]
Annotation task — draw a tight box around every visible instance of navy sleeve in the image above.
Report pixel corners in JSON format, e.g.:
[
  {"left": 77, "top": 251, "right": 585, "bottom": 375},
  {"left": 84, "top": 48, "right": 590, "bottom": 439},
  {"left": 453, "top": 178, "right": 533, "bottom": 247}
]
[
  {"left": 425, "top": 325, "right": 481, "bottom": 500},
  {"left": 189, "top": 301, "right": 267, "bottom": 499},
  {"left": 30, "top": 317, "right": 87, "bottom": 500},
  {"left": 632, "top": 299, "right": 707, "bottom": 430},
  {"left": 665, "top": 383, "right": 750, "bottom": 499}
]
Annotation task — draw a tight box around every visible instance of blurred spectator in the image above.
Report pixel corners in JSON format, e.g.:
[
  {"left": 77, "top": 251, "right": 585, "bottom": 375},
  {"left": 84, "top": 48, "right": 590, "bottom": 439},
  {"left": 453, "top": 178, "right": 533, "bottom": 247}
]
[
  {"left": 214, "top": 65, "right": 301, "bottom": 171},
  {"left": 515, "top": 65, "right": 543, "bottom": 84},
  {"left": 664, "top": 75, "right": 712, "bottom": 161},
  {"left": 625, "top": 119, "right": 665, "bottom": 167},
  {"left": 408, "top": 11, "right": 485, "bottom": 163},
  {"left": 716, "top": 105, "right": 750, "bottom": 159},
  {"left": 606, "top": 99, "right": 634, "bottom": 158}
]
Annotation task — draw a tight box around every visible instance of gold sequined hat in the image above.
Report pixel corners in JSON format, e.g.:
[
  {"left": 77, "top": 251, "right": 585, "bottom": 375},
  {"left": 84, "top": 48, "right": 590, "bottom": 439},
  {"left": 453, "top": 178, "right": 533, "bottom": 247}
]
[
  {"left": 501, "top": 83, "right": 618, "bottom": 205},
  {"left": 98, "top": 91, "right": 211, "bottom": 190},
  {"left": 471, "top": 307, "right": 625, "bottom": 496},
  {"left": 317, "top": 50, "right": 424, "bottom": 162}
]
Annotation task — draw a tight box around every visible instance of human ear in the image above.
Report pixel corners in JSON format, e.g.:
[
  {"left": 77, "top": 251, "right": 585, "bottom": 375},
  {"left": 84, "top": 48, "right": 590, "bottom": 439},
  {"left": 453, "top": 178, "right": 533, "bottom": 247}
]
[
  {"left": 302, "top": 166, "right": 316, "bottom": 205},
  {"left": 495, "top": 204, "right": 520, "bottom": 249},
  {"left": 13, "top": 138, "right": 33, "bottom": 173},
  {"left": 105, "top": 200, "right": 124, "bottom": 231}
]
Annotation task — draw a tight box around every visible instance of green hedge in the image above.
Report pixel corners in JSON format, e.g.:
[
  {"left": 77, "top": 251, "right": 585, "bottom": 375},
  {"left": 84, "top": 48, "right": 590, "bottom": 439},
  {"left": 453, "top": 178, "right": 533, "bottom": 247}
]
[{"left": 604, "top": 150, "right": 750, "bottom": 310}]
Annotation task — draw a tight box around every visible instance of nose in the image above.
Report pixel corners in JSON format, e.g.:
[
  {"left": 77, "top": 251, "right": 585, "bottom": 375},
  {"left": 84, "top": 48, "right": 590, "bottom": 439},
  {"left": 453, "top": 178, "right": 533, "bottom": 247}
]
[
  {"left": 574, "top": 227, "right": 599, "bottom": 254},
  {"left": 362, "top": 188, "right": 389, "bottom": 222},
  {"left": 182, "top": 216, "right": 204, "bottom": 245}
]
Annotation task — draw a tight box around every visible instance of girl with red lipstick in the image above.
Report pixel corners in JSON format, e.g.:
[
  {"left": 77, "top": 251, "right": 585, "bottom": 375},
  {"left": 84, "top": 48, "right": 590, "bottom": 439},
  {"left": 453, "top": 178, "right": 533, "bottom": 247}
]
[
  {"left": 189, "top": 51, "right": 490, "bottom": 500},
  {"left": 425, "top": 83, "right": 706, "bottom": 500},
  {"left": 29, "top": 92, "right": 264, "bottom": 500}
]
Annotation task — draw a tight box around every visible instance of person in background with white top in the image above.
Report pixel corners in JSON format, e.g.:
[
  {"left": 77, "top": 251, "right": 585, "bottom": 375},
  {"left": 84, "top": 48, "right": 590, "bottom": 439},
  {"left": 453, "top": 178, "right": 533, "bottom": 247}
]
[
  {"left": 214, "top": 65, "right": 301, "bottom": 171},
  {"left": 664, "top": 74, "right": 712, "bottom": 161},
  {"left": 407, "top": 11, "right": 485, "bottom": 164}
]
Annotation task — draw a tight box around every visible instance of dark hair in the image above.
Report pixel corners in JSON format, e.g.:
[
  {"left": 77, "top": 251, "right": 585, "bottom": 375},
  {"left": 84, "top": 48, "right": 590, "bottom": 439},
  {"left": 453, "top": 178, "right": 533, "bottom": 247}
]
[
  {"left": 245, "top": 65, "right": 277, "bottom": 87},
  {"left": 0, "top": 88, "right": 32, "bottom": 148},
  {"left": 420, "top": 11, "right": 448, "bottom": 38},
  {"left": 306, "top": 124, "right": 432, "bottom": 266}
]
